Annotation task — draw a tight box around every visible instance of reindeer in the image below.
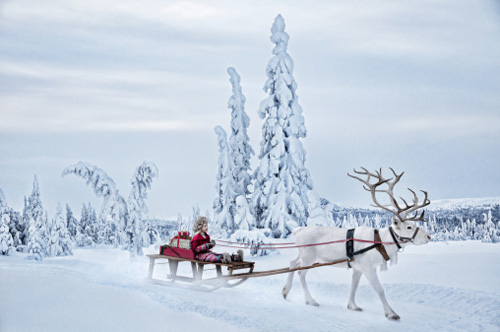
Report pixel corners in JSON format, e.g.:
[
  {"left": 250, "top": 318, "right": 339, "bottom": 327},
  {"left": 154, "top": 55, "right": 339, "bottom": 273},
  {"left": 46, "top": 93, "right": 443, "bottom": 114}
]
[{"left": 282, "top": 167, "right": 431, "bottom": 320}]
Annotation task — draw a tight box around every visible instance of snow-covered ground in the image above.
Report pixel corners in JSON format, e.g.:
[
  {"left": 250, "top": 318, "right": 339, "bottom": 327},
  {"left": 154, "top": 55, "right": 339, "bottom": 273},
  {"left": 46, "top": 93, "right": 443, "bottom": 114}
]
[{"left": 1, "top": 241, "right": 499, "bottom": 332}]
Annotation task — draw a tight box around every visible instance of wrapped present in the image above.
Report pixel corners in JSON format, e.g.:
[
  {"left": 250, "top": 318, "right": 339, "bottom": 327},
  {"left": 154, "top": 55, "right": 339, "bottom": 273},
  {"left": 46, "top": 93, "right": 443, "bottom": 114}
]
[
  {"left": 169, "top": 237, "right": 191, "bottom": 249},
  {"left": 160, "top": 245, "right": 194, "bottom": 260},
  {"left": 177, "top": 231, "right": 191, "bottom": 239}
]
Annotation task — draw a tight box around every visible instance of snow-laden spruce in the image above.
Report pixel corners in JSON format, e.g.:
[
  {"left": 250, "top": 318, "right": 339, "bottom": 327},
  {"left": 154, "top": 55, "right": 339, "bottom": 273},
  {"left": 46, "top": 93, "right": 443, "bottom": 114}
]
[
  {"left": 25, "top": 175, "right": 49, "bottom": 260},
  {"left": 227, "top": 67, "right": 255, "bottom": 200},
  {"left": 213, "top": 126, "right": 238, "bottom": 237},
  {"left": 47, "top": 203, "right": 73, "bottom": 256},
  {"left": 77, "top": 203, "right": 98, "bottom": 247},
  {"left": 127, "top": 162, "right": 158, "bottom": 257},
  {"left": 226, "top": 67, "right": 256, "bottom": 232},
  {"left": 62, "top": 162, "right": 128, "bottom": 247},
  {"left": 252, "top": 14, "right": 313, "bottom": 238},
  {"left": 65, "top": 204, "right": 79, "bottom": 244},
  {"left": 0, "top": 189, "right": 14, "bottom": 255},
  {"left": 0, "top": 190, "right": 13, "bottom": 253}
]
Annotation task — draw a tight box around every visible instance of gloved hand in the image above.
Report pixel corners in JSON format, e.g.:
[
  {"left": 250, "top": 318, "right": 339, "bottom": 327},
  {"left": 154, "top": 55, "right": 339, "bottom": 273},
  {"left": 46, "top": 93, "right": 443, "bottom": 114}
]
[
  {"left": 203, "top": 242, "right": 215, "bottom": 250},
  {"left": 211, "top": 240, "right": 216, "bottom": 246}
]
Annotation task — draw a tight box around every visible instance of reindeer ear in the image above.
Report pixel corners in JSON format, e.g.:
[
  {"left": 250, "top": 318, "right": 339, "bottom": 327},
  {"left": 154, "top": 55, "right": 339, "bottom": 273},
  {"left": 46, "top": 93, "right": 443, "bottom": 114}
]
[{"left": 391, "top": 217, "right": 401, "bottom": 230}]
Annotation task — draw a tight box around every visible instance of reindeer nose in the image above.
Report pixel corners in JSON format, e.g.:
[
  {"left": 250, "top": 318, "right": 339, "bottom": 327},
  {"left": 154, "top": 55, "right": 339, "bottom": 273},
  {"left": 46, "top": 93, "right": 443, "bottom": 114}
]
[{"left": 427, "top": 235, "right": 431, "bottom": 240}]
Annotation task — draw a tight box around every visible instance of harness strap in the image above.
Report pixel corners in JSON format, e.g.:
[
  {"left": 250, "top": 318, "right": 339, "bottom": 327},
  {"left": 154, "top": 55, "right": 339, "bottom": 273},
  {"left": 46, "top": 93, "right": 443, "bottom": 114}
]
[
  {"left": 346, "top": 229, "right": 390, "bottom": 267},
  {"left": 346, "top": 229, "right": 355, "bottom": 261},
  {"left": 389, "top": 226, "right": 402, "bottom": 250},
  {"left": 374, "top": 229, "right": 390, "bottom": 261}
]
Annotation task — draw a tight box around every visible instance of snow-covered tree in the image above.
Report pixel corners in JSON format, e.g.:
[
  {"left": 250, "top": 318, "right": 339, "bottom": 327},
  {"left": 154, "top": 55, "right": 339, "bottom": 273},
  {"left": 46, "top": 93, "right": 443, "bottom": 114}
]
[
  {"left": 0, "top": 189, "right": 8, "bottom": 217},
  {"left": 7, "top": 210, "right": 23, "bottom": 248},
  {"left": 127, "top": 162, "right": 158, "bottom": 258},
  {"left": 233, "top": 195, "right": 255, "bottom": 231},
  {"left": 483, "top": 210, "right": 498, "bottom": 243},
  {"left": 66, "top": 204, "right": 79, "bottom": 243},
  {"left": 0, "top": 211, "right": 14, "bottom": 255},
  {"left": 47, "top": 203, "right": 73, "bottom": 256},
  {"left": 0, "top": 189, "right": 15, "bottom": 254},
  {"left": 227, "top": 67, "right": 255, "bottom": 200},
  {"left": 25, "top": 175, "right": 49, "bottom": 259},
  {"left": 307, "top": 191, "right": 333, "bottom": 226},
  {"left": 252, "top": 15, "right": 313, "bottom": 238},
  {"left": 213, "top": 126, "right": 238, "bottom": 237},
  {"left": 76, "top": 204, "right": 95, "bottom": 247},
  {"left": 62, "top": 162, "right": 128, "bottom": 247},
  {"left": 176, "top": 213, "right": 188, "bottom": 233}
]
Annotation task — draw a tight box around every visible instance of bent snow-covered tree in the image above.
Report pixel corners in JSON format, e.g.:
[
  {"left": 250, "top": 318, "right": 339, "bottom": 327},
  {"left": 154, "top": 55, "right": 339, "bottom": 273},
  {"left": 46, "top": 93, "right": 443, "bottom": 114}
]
[
  {"left": 62, "top": 162, "right": 128, "bottom": 247},
  {"left": 252, "top": 15, "right": 313, "bottom": 238},
  {"left": 127, "top": 162, "right": 158, "bottom": 257},
  {"left": 213, "top": 126, "right": 238, "bottom": 236}
]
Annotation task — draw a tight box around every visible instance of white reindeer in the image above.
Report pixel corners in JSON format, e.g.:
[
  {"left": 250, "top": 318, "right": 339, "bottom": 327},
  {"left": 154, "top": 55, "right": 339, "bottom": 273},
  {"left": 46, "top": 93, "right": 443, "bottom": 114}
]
[{"left": 282, "top": 167, "right": 431, "bottom": 320}]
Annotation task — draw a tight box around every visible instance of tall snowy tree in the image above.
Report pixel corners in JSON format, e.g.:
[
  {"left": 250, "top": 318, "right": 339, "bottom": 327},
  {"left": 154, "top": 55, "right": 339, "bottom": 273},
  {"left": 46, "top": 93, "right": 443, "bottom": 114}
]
[
  {"left": 62, "top": 162, "right": 128, "bottom": 248},
  {"left": 227, "top": 67, "right": 255, "bottom": 199},
  {"left": 483, "top": 210, "right": 498, "bottom": 243},
  {"left": 0, "top": 189, "right": 14, "bottom": 255},
  {"left": 213, "top": 126, "right": 239, "bottom": 237},
  {"left": 7, "top": 210, "right": 23, "bottom": 248},
  {"left": 127, "top": 162, "right": 158, "bottom": 258},
  {"left": 25, "top": 175, "right": 49, "bottom": 259},
  {"left": 0, "top": 189, "right": 14, "bottom": 254},
  {"left": 76, "top": 203, "right": 95, "bottom": 247},
  {"left": 47, "top": 203, "right": 73, "bottom": 256},
  {"left": 252, "top": 15, "right": 314, "bottom": 238},
  {"left": 66, "top": 204, "right": 79, "bottom": 243},
  {"left": 0, "top": 189, "right": 8, "bottom": 218}
]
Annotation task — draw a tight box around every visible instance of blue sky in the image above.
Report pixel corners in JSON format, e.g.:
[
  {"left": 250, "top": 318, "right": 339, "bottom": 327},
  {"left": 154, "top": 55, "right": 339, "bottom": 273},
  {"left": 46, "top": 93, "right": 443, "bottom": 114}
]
[{"left": 1, "top": 0, "right": 499, "bottom": 219}]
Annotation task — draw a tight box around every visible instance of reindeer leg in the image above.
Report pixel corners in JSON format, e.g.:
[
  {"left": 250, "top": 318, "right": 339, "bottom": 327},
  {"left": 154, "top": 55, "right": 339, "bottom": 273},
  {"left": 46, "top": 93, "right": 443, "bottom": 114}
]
[
  {"left": 363, "top": 268, "right": 400, "bottom": 320},
  {"left": 347, "top": 269, "right": 363, "bottom": 311},
  {"left": 283, "top": 256, "right": 300, "bottom": 299},
  {"left": 298, "top": 270, "right": 319, "bottom": 306}
]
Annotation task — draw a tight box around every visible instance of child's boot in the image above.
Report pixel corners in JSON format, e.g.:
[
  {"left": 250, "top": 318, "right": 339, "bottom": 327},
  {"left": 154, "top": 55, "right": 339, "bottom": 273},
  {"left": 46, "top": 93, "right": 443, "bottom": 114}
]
[{"left": 222, "top": 252, "right": 232, "bottom": 264}]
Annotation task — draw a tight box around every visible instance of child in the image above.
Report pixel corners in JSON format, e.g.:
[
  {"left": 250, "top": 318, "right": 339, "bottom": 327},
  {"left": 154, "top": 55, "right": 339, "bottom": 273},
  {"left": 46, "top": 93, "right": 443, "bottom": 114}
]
[{"left": 190, "top": 216, "right": 243, "bottom": 264}]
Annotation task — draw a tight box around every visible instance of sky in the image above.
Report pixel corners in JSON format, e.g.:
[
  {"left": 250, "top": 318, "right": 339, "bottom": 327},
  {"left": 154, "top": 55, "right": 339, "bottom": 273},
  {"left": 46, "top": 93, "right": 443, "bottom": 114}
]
[{"left": 1, "top": 0, "right": 500, "bottom": 219}]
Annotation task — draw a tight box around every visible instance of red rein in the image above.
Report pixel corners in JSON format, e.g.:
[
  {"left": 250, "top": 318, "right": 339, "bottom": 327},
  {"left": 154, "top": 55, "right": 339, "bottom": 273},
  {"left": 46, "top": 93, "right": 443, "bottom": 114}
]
[{"left": 215, "top": 238, "right": 400, "bottom": 250}]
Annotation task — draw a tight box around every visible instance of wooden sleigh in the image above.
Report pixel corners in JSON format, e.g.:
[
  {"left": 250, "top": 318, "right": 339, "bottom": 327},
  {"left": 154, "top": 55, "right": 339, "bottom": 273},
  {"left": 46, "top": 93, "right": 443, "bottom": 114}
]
[
  {"left": 146, "top": 254, "right": 256, "bottom": 291},
  {"left": 146, "top": 253, "right": 349, "bottom": 292}
]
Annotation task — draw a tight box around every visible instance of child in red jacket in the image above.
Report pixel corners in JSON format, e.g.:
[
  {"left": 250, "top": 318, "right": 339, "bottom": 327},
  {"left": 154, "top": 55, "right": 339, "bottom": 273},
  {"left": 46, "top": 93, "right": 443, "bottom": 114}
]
[{"left": 190, "top": 216, "right": 243, "bottom": 263}]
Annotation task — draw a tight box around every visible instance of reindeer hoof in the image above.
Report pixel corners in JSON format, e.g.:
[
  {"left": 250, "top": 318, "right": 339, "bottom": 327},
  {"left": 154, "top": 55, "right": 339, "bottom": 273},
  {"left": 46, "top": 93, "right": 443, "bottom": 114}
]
[
  {"left": 386, "top": 312, "right": 400, "bottom": 320},
  {"left": 282, "top": 287, "right": 289, "bottom": 299},
  {"left": 348, "top": 304, "right": 363, "bottom": 312},
  {"left": 306, "top": 300, "right": 320, "bottom": 307}
]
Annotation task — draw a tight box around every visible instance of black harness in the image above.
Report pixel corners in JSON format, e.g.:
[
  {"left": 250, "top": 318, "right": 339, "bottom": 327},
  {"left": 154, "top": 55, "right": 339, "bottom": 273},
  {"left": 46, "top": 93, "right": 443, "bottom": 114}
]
[{"left": 346, "top": 228, "right": 390, "bottom": 268}]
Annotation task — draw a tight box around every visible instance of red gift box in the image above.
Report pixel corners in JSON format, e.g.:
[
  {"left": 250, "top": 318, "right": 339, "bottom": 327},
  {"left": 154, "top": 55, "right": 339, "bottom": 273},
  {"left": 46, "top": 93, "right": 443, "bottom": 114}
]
[
  {"left": 160, "top": 245, "right": 194, "bottom": 260},
  {"left": 177, "top": 231, "right": 190, "bottom": 238}
]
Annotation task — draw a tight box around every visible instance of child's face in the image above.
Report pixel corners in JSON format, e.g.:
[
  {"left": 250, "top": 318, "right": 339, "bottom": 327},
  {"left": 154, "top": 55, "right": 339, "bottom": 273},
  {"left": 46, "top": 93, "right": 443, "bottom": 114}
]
[{"left": 202, "top": 223, "right": 208, "bottom": 233}]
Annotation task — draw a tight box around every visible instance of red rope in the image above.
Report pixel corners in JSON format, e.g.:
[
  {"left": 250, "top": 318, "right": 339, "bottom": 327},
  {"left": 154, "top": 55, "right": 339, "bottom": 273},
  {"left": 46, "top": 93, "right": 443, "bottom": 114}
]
[{"left": 215, "top": 238, "right": 400, "bottom": 250}]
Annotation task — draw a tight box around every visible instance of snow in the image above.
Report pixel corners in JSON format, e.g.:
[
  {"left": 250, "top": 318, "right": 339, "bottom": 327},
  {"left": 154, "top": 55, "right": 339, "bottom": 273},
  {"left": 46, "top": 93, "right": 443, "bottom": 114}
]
[
  {"left": 1, "top": 241, "right": 499, "bottom": 332},
  {"left": 429, "top": 197, "right": 500, "bottom": 210}
]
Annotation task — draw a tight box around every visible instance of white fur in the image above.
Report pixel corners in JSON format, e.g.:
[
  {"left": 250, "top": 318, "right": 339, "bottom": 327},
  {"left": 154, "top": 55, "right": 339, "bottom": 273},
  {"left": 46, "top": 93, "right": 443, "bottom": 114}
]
[{"left": 282, "top": 220, "right": 431, "bottom": 320}]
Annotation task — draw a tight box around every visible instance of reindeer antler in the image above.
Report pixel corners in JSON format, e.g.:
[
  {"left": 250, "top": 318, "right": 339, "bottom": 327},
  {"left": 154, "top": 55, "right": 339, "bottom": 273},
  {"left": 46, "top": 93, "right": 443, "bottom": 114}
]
[{"left": 347, "top": 167, "right": 430, "bottom": 222}]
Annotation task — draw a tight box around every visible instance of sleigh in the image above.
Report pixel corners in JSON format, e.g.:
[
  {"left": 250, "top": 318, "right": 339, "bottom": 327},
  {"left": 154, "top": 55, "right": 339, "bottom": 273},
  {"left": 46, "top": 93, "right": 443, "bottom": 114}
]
[
  {"left": 146, "top": 253, "right": 256, "bottom": 291},
  {"left": 146, "top": 250, "right": 350, "bottom": 292}
]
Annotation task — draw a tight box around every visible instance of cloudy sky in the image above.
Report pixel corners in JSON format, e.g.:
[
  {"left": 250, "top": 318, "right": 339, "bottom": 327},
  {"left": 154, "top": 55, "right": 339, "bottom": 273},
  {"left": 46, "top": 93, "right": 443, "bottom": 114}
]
[{"left": 1, "top": 0, "right": 499, "bottom": 219}]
